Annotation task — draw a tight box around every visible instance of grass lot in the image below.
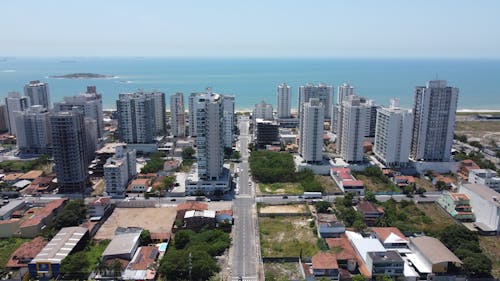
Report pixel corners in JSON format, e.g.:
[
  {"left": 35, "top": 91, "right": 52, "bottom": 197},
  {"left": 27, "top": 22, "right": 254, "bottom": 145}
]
[
  {"left": 455, "top": 121, "right": 500, "bottom": 132},
  {"left": 414, "top": 177, "right": 436, "bottom": 191},
  {"left": 259, "top": 182, "right": 303, "bottom": 195},
  {"left": 259, "top": 204, "right": 308, "bottom": 214},
  {"left": 259, "top": 216, "right": 319, "bottom": 258},
  {"left": 264, "top": 262, "right": 303, "bottom": 280},
  {"left": 0, "top": 238, "right": 30, "bottom": 270},
  {"left": 356, "top": 174, "right": 399, "bottom": 192},
  {"left": 456, "top": 111, "right": 500, "bottom": 116},
  {"left": 315, "top": 175, "right": 341, "bottom": 193},
  {"left": 479, "top": 236, "right": 500, "bottom": 278},
  {"left": 83, "top": 240, "right": 110, "bottom": 274},
  {"left": 416, "top": 203, "right": 456, "bottom": 233}
]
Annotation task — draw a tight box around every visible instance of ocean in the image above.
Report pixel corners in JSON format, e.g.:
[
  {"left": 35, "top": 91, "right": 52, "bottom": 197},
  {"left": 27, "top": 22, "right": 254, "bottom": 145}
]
[{"left": 1, "top": 57, "right": 499, "bottom": 111}]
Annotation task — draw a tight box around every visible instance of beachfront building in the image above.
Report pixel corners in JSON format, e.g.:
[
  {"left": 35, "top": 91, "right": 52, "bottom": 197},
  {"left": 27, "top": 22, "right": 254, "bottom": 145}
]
[
  {"left": 253, "top": 100, "right": 273, "bottom": 121},
  {"left": 299, "top": 98, "right": 324, "bottom": 163},
  {"left": 5, "top": 91, "right": 30, "bottom": 136},
  {"left": 298, "top": 83, "right": 333, "bottom": 120},
  {"left": 170, "top": 92, "right": 185, "bottom": 137},
  {"left": 222, "top": 95, "right": 235, "bottom": 148},
  {"left": 410, "top": 80, "right": 458, "bottom": 162},
  {"left": 373, "top": 99, "right": 413, "bottom": 167},
  {"left": 53, "top": 86, "right": 104, "bottom": 139},
  {"left": 337, "top": 95, "right": 371, "bottom": 162},
  {"left": 277, "top": 83, "right": 291, "bottom": 118},
  {"left": 24, "top": 80, "right": 50, "bottom": 109}
]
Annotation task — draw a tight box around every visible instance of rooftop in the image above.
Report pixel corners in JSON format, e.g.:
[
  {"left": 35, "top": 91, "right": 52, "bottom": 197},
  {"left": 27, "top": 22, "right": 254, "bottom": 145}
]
[
  {"left": 6, "top": 236, "right": 47, "bottom": 268},
  {"left": 31, "top": 226, "right": 88, "bottom": 264},
  {"left": 96, "top": 142, "right": 127, "bottom": 154},
  {"left": 4, "top": 173, "right": 23, "bottom": 181},
  {"left": 20, "top": 198, "right": 67, "bottom": 228},
  {"left": 312, "top": 251, "right": 338, "bottom": 270},
  {"left": 0, "top": 200, "right": 26, "bottom": 218},
  {"left": 127, "top": 246, "right": 158, "bottom": 271},
  {"left": 184, "top": 210, "right": 216, "bottom": 219},
  {"left": 90, "top": 197, "right": 111, "bottom": 207},
  {"left": 325, "top": 237, "right": 356, "bottom": 261},
  {"left": 356, "top": 201, "right": 384, "bottom": 214},
  {"left": 20, "top": 170, "right": 44, "bottom": 180},
  {"left": 131, "top": 178, "right": 150, "bottom": 186},
  {"left": 103, "top": 230, "right": 142, "bottom": 258},
  {"left": 346, "top": 231, "right": 386, "bottom": 264},
  {"left": 370, "top": 227, "right": 408, "bottom": 243},
  {"left": 176, "top": 201, "right": 208, "bottom": 212},
  {"left": 449, "top": 193, "right": 470, "bottom": 202},
  {"left": 368, "top": 250, "right": 403, "bottom": 263},
  {"left": 409, "top": 236, "right": 462, "bottom": 265},
  {"left": 461, "top": 183, "right": 500, "bottom": 207}
]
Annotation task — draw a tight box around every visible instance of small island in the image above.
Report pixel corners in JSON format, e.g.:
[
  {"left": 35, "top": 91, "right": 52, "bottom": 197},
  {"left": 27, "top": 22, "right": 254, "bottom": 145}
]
[{"left": 49, "top": 73, "right": 115, "bottom": 79}]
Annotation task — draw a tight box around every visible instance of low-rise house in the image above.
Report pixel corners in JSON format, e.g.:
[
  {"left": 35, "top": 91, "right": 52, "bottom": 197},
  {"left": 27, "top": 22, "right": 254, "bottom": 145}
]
[
  {"left": 122, "top": 246, "right": 159, "bottom": 281},
  {"left": 457, "top": 159, "right": 480, "bottom": 181},
  {"left": 0, "top": 200, "right": 26, "bottom": 220},
  {"left": 311, "top": 252, "right": 340, "bottom": 280},
  {"left": 215, "top": 209, "right": 234, "bottom": 225},
  {"left": 460, "top": 183, "right": 500, "bottom": 234},
  {"left": 176, "top": 201, "right": 208, "bottom": 221},
  {"left": 468, "top": 169, "right": 500, "bottom": 192},
  {"left": 102, "top": 227, "right": 142, "bottom": 261},
  {"left": 22, "top": 175, "right": 56, "bottom": 195},
  {"left": 432, "top": 174, "right": 456, "bottom": 190},
  {"left": 355, "top": 201, "right": 384, "bottom": 226},
  {"left": 438, "top": 193, "right": 475, "bottom": 221},
  {"left": 0, "top": 218, "right": 21, "bottom": 238},
  {"left": 6, "top": 236, "right": 47, "bottom": 268},
  {"left": 13, "top": 179, "right": 31, "bottom": 190},
  {"left": 184, "top": 210, "right": 216, "bottom": 231},
  {"left": 19, "top": 198, "right": 68, "bottom": 238},
  {"left": 366, "top": 251, "right": 404, "bottom": 278},
  {"left": 88, "top": 197, "right": 111, "bottom": 218},
  {"left": 393, "top": 175, "right": 416, "bottom": 189},
  {"left": 317, "top": 213, "right": 345, "bottom": 238},
  {"left": 163, "top": 159, "right": 181, "bottom": 172},
  {"left": 3, "top": 173, "right": 24, "bottom": 184},
  {"left": 127, "top": 178, "right": 151, "bottom": 194},
  {"left": 325, "top": 237, "right": 357, "bottom": 272},
  {"left": 370, "top": 227, "right": 409, "bottom": 249},
  {"left": 331, "top": 167, "right": 365, "bottom": 195},
  {"left": 407, "top": 236, "right": 462, "bottom": 275},
  {"left": 29, "top": 227, "right": 89, "bottom": 279}
]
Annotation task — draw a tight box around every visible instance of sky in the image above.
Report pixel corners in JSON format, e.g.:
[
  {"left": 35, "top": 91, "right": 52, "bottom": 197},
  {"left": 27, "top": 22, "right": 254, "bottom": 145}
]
[{"left": 2, "top": 1, "right": 500, "bottom": 58}]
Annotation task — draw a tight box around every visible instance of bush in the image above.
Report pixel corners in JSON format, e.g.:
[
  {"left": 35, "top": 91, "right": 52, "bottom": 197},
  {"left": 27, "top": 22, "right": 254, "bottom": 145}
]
[
  {"left": 249, "top": 151, "right": 296, "bottom": 183},
  {"left": 315, "top": 201, "right": 331, "bottom": 213},
  {"left": 141, "top": 152, "right": 165, "bottom": 173}
]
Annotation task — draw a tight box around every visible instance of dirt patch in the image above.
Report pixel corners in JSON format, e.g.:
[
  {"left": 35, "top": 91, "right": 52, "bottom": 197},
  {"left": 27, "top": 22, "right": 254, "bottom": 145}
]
[
  {"left": 264, "top": 262, "right": 303, "bottom": 280},
  {"left": 95, "top": 207, "right": 177, "bottom": 240},
  {"left": 260, "top": 204, "right": 307, "bottom": 214},
  {"left": 479, "top": 236, "right": 500, "bottom": 278}
]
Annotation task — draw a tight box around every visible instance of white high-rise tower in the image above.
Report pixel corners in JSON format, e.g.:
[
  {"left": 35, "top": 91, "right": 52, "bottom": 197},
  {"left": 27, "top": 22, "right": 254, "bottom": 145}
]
[
  {"left": 299, "top": 98, "right": 324, "bottom": 163},
  {"left": 24, "top": 80, "right": 50, "bottom": 109},
  {"left": 277, "top": 83, "right": 291, "bottom": 118},
  {"left": 170, "top": 92, "right": 185, "bottom": 137}
]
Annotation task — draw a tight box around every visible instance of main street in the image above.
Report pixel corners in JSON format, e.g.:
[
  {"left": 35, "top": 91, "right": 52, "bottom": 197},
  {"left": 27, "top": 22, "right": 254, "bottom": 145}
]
[{"left": 231, "top": 116, "right": 260, "bottom": 280}]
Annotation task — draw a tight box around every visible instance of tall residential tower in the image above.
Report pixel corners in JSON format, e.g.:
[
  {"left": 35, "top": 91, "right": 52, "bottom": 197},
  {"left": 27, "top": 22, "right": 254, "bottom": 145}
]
[
  {"left": 277, "top": 83, "right": 291, "bottom": 118},
  {"left": 24, "top": 80, "right": 50, "bottom": 109},
  {"left": 170, "top": 92, "right": 185, "bottom": 137},
  {"left": 299, "top": 98, "right": 324, "bottom": 163}
]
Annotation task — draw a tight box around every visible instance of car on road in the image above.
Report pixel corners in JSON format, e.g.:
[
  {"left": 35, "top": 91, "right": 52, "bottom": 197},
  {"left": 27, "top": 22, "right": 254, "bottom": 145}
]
[
  {"left": 282, "top": 195, "right": 288, "bottom": 199},
  {"left": 170, "top": 198, "right": 176, "bottom": 201}
]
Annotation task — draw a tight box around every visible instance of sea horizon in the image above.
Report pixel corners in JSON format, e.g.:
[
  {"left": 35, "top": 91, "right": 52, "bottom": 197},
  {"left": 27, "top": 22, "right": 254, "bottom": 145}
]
[{"left": 1, "top": 57, "right": 500, "bottom": 110}]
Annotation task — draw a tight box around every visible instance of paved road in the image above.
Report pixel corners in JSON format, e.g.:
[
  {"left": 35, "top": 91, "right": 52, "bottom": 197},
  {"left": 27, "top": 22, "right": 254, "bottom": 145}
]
[
  {"left": 231, "top": 116, "right": 260, "bottom": 280},
  {"left": 256, "top": 193, "right": 442, "bottom": 205}
]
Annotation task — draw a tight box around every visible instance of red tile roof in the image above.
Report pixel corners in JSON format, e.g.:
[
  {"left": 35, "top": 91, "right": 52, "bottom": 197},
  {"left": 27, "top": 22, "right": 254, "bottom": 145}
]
[
  {"left": 4, "top": 173, "right": 24, "bottom": 181},
  {"left": 450, "top": 193, "right": 470, "bottom": 202},
  {"left": 6, "top": 237, "right": 47, "bottom": 268},
  {"left": 128, "top": 246, "right": 158, "bottom": 270},
  {"left": 356, "top": 201, "right": 383, "bottom": 214},
  {"left": 90, "top": 197, "right": 111, "bottom": 206},
  {"left": 216, "top": 209, "right": 233, "bottom": 216},
  {"left": 20, "top": 198, "right": 67, "bottom": 228},
  {"left": 370, "top": 227, "right": 408, "bottom": 242},
  {"left": 325, "top": 237, "right": 356, "bottom": 261},
  {"left": 19, "top": 170, "right": 43, "bottom": 180},
  {"left": 312, "top": 252, "right": 338, "bottom": 270}
]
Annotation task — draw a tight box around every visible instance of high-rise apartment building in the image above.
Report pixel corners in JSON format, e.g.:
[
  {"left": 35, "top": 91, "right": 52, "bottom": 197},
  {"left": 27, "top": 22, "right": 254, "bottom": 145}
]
[
  {"left": 373, "top": 99, "right": 413, "bottom": 167},
  {"left": 191, "top": 92, "right": 225, "bottom": 180},
  {"left": 253, "top": 101, "right": 273, "bottom": 120},
  {"left": 299, "top": 98, "right": 324, "bottom": 163},
  {"left": 53, "top": 86, "right": 104, "bottom": 138},
  {"left": 410, "top": 80, "right": 458, "bottom": 162},
  {"left": 14, "top": 105, "right": 52, "bottom": 155},
  {"left": 222, "top": 95, "right": 235, "bottom": 148},
  {"left": 5, "top": 92, "right": 30, "bottom": 136},
  {"left": 104, "top": 145, "right": 137, "bottom": 198},
  {"left": 24, "top": 80, "right": 50, "bottom": 109},
  {"left": 337, "top": 82, "right": 355, "bottom": 105},
  {"left": 0, "top": 105, "right": 9, "bottom": 132},
  {"left": 277, "top": 83, "right": 291, "bottom": 118},
  {"left": 337, "top": 95, "right": 371, "bottom": 162},
  {"left": 298, "top": 83, "right": 333, "bottom": 120},
  {"left": 143, "top": 91, "right": 166, "bottom": 135},
  {"left": 170, "top": 92, "right": 185, "bottom": 137},
  {"left": 50, "top": 110, "right": 89, "bottom": 193},
  {"left": 116, "top": 93, "right": 156, "bottom": 144}
]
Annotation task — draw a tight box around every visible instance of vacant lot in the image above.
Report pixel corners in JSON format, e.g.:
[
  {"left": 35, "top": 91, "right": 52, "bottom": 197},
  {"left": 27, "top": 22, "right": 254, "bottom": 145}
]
[
  {"left": 258, "top": 182, "right": 303, "bottom": 195},
  {"left": 479, "top": 236, "right": 500, "bottom": 278},
  {"left": 315, "top": 175, "right": 341, "bottom": 193},
  {"left": 416, "top": 203, "right": 456, "bottom": 233},
  {"left": 264, "top": 262, "right": 303, "bottom": 280},
  {"left": 0, "top": 238, "right": 29, "bottom": 270},
  {"left": 259, "top": 216, "right": 318, "bottom": 258},
  {"left": 95, "top": 207, "right": 177, "bottom": 240},
  {"left": 455, "top": 121, "right": 500, "bottom": 132},
  {"left": 259, "top": 204, "right": 308, "bottom": 214},
  {"left": 414, "top": 178, "right": 436, "bottom": 191},
  {"left": 356, "top": 174, "right": 399, "bottom": 192}
]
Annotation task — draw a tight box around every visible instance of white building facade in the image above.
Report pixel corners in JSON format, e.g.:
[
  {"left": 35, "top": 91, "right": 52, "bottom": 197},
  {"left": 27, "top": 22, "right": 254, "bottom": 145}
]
[
  {"left": 337, "top": 95, "right": 370, "bottom": 163},
  {"left": 14, "top": 105, "right": 52, "bottom": 155},
  {"left": 468, "top": 169, "right": 500, "bottom": 192},
  {"left": 298, "top": 83, "right": 333, "bottom": 120},
  {"left": 277, "top": 83, "right": 291, "bottom": 118},
  {"left": 170, "top": 92, "right": 185, "bottom": 137},
  {"left": 24, "top": 80, "right": 50, "bottom": 109},
  {"left": 410, "top": 80, "right": 458, "bottom": 162},
  {"left": 299, "top": 98, "right": 324, "bottom": 163},
  {"left": 222, "top": 95, "right": 235, "bottom": 148},
  {"left": 104, "top": 145, "right": 137, "bottom": 198},
  {"left": 373, "top": 99, "right": 413, "bottom": 167},
  {"left": 5, "top": 92, "right": 30, "bottom": 136},
  {"left": 116, "top": 93, "right": 156, "bottom": 144},
  {"left": 253, "top": 101, "right": 273, "bottom": 120}
]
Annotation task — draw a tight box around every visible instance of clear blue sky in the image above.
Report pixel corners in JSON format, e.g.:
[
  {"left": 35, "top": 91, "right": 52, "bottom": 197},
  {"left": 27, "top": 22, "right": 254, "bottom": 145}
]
[{"left": 2, "top": 0, "right": 500, "bottom": 58}]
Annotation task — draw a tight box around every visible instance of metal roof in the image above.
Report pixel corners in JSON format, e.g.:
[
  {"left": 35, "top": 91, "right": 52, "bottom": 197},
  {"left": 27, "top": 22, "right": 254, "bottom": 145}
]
[{"left": 31, "top": 227, "right": 88, "bottom": 264}]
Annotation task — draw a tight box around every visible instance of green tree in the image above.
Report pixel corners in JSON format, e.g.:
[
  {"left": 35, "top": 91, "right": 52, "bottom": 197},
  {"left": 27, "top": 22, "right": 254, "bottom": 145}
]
[
  {"left": 53, "top": 199, "right": 87, "bottom": 230},
  {"left": 141, "top": 152, "right": 165, "bottom": 173},
  {"left": 435, "top": 181, "right": 448, "bottom": 191},
  {"left": 161, "top": 176, "right": 176, "bottom": 191},
  {"left": 353, "top": 219, "right": 366, "bottom": 231},
  {"left": 182, "top": 147, "right": 196, "bottom": 160},
  {"left": 352, "top": 274, "right": 366, "bottom": 281},
  {"left": 315, "top": 201, "right": 331, "bottom": 213},
  {"left": 60, "top": 251, "right": 90, "bottom": 279},
  {"left": 175, "top": 230, "right": 191, "bottom": 249},
  {"left": 231, "top": 150, "right": 241, "bottom": 160},
  {"left": 364, "top": 190, "right": 377, "bottom": 202},
  {"left": 140, "top": 229, "right": 152, "bottom": 246}
]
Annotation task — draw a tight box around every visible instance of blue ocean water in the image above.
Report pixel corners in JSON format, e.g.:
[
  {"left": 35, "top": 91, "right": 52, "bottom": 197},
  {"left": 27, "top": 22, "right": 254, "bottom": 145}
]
[{"left": 0, "top": 57, "right": 499, "bottom": 110}]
